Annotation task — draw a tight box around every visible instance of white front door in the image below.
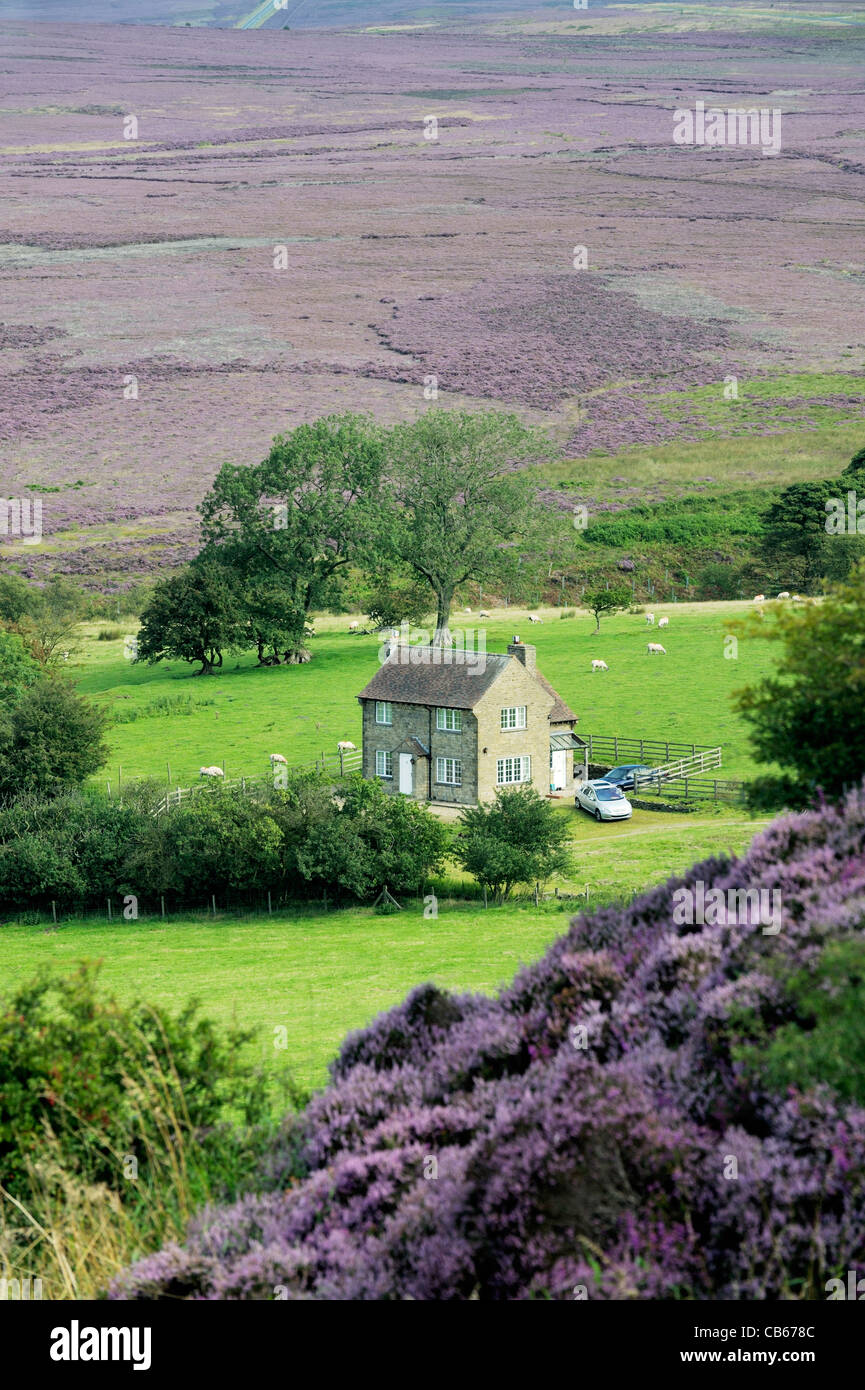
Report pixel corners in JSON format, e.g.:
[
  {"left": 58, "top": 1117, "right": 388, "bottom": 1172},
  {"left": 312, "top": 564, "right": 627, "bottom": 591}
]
[
  {"left": 551, "top": 749, "right": 568, "bottom": 791},
  {"left": 398, "top": 753, "right": 414, "bottom": 795}
]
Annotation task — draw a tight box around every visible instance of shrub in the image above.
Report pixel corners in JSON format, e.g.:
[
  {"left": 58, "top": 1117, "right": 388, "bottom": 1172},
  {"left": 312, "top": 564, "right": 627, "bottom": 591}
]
[
  {"left": 0, "top": 679, "right": 109, "bottom": 800},
  {"left": 0, "top": 964, "right": 269, "bottom": 1203},
  {"left": 454, "top": 786, "right": 571, "bottom": 901}
]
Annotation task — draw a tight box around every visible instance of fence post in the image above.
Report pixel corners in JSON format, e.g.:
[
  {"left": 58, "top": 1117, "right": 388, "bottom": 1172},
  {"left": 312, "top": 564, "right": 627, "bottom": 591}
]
[
  {"left": 614, "top": 736, "right": 619, "bottom": 760},
  {"left": 639, "top": 738, "right": 644, "bottom": 759},
  {"left": 665, "top": 742, "right": 670, "bottom": 761},
  {"left": 161, "top": 896, "right": 165, "bottom": 918},
  {"left": 52, "top": 901, "right": 57, "bottom": 924}
]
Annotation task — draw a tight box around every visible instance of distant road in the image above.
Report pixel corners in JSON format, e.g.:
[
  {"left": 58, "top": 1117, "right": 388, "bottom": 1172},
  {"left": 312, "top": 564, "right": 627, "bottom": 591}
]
[{"left": 236, "top": 0, "right": 284, "bottom": 29}]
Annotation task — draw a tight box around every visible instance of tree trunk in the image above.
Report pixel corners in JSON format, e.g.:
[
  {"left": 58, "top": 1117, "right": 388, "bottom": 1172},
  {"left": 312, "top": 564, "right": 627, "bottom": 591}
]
[{"left": 432, "top": 586, "right": 455, "bottom": 648}]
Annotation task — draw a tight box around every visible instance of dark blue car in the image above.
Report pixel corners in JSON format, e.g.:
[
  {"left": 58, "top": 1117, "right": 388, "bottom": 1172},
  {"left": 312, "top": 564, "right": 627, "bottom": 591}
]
[{"left": 602, "top": 764, "right": 654, "bottom": 790}]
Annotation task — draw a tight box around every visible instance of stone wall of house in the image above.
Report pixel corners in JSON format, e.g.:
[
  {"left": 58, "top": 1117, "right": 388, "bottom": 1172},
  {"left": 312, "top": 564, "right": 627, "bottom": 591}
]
[
  {"left": 361, "top": 700, "right": 478, "bottom": 805},
  {"left": 474, "top": 660, "right": 554, "bottom": 803}
]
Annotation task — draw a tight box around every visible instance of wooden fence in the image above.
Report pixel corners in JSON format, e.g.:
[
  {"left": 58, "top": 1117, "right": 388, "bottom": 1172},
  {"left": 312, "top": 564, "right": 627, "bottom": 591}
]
[
  {"left": 584, "top": 733, "right": 747, "bottom": 804},
  {"left": 632, "top": 775, "right": 747, "bottom": 806},
  {"left": 151, "top": 748, "right": 362, "bottom": 817},
  {"left": 584, "top": 733, "right": 719, "bottom": 765},
  {"left": 631, "top": 747, "right": 723, "bottom": 786}
]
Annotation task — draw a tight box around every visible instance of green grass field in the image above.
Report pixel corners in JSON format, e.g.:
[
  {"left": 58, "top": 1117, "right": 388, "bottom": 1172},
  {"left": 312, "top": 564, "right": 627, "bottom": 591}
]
[
  {"left": 73, "top": 599, "right": 778, "bottom": 788},
  {"left": 2, "top": 593, "right": 781, "bottom": 1093},
  {"left": 0, "top": 806, "right": 770, "bottom": 1091},
  {"left": 0, "top": 800, "right": 773, "bottom": 1089}
]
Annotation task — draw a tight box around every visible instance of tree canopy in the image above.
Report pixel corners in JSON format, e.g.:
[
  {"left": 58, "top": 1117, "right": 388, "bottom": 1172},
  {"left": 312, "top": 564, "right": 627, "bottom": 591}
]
[
  {"left": 454, "top": 786, "right": 571, "bottom": 902},
  {"left": 376, "top": 409, "right": 559, "bottom": 644},
  {"left": 733, "top": 559, "right": 865, "bottom": 808}
]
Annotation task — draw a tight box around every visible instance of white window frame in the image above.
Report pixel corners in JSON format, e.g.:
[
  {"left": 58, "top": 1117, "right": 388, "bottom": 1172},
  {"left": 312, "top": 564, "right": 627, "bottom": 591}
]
[
  {"left": 496, "top": 755, "right": 531, "bottom": 785},
  {"left": 375, "top": 749, "right": 393, "bottom": 779},
  {"left": 500, "top": 705, "right": 527, "bottom": 731},
  {"left": 435, "top": 756, "right": 462, "bottom": 786},
  {"left": 375, "top": 701, "right": 393, "bottom": 726},
  {"left": 436, "top": 707, "right": 462, "bottom": 732}
]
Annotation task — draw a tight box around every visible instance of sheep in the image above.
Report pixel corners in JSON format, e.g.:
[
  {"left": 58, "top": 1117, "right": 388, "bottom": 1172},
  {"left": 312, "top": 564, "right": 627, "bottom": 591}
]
[
  {"left": 199, "top": 766, "right": 224, "bottom": 779},
  {"left": 336, "top": 741, "right": 357, "bottom": 752},
  {"left": 646, "top": 613, "right": 655, "bottom": 625},
  {"left": 348, "top": 621, "right": 359, "bottom": 631},
  {"left": 791, "top": 594, "right": 804, "bottom": 603},
  {"left": 591, "top": 659, "right": 608, "bottom": 672},
  {"left": 269, "top": 753, "right": 287, "bottom": 766},
  {"left": 479, "top": 610, "right": 490, "bottom": 618},
  {"left": 647, "top": 643, "right": 666, "bottom": 655},
  {"left": 657, "top": 616, "right": 669, "bottom": 629},
  {"left": 464, "top": 607, "right": 472, "bottom": 613},
  {"left": 528, "top": 614, "right": 542, "bottom": 623},
  {"left": 753, "top": 595, "right": 765, "bottom": 604},
  {"left": 777, "top": 591, "right": 791, "bottom": 600}
]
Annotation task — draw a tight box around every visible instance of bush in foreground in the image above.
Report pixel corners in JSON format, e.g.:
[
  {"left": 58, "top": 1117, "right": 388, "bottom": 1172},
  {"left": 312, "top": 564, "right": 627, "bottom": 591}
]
[{"left": 112, "top": 786, "right": 865, "bottom": 1300}]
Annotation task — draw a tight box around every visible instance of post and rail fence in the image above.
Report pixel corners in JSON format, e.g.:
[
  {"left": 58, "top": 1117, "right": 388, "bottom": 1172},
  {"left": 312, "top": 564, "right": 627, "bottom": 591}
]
[
  {"left": 583, "top": 734, "right": 747, "bottom": 805},
  {"left": 150, "top": 748, "right": 362, "bottom": 817}
]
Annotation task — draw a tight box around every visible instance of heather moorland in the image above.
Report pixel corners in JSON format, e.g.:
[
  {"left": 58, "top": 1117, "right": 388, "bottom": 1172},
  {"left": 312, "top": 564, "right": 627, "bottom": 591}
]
[{"left": 1, "top": 3, "right": 863, "bottom": 585}]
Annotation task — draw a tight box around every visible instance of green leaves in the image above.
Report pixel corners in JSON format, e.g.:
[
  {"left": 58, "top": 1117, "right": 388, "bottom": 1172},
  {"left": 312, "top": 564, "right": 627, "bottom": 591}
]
[
  {"left": 0, "top": 677, "right": 109, "bottom": 799},
  {"left": 733, "top": 558, "right": 865, "bottom": 804},
  {"left": 455, "top": 786, "right": 571, "bottom": 901}
]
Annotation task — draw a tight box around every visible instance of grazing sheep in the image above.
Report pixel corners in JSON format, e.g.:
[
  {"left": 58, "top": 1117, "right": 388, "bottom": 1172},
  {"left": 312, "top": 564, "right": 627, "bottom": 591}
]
[
  {"left": 464, "top": 607, "right": 472, "bottom": 613},
  {"left": 777, "top": 591, "right": 791, "bottom": 600},
  {"left": 269, "top": 753, "right": 287, "bottom": 766},
  {"left": 647, "top": 643, "right": 666, "bottom": 655},
  {"left": 791, "top": 594, "right": 804, "bottom": 603},
  {"left": 199, "top": 766, "right": 224, "bottom": 779},
  {"left": 348, "top": 621, "right": 359, "bottom": 631},
  {"left": 591, "top": 659, "right": 608, "bottom": 672},
  {"left": 753, "top": 595, "right": 765, "bottom": 604},
  {"left": 336, "top": 741, "right": 357, "bottom": 752},
  {"left": 479, "top": 610, "right": 489, "bottom": 618},
  {"left": 657, "top": 616, "right": 669, "bottom": 629},
  {"left": 646, "top": 613, "right": 655, "bottom": 625},
  {"left": 528, "top": 614, "right": 542, "bottom": 623}
]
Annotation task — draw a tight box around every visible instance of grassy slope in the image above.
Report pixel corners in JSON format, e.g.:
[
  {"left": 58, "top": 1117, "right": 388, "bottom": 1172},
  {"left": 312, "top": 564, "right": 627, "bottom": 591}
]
[
  {"left": 74, "top": 599, "right": 778, "bottom": 786},
  {"left": 540, "top": 419, "right": 864, "bottom": 504}
]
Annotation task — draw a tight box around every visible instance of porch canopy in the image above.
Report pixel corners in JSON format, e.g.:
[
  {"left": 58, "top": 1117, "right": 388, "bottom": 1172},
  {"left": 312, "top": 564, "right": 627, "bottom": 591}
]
[{"left": 550, "top": 731, "right": 586, "bottom": 752}]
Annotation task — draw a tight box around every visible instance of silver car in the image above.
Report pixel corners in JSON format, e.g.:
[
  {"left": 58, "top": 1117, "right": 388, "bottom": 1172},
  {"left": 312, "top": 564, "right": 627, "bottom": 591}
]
[{"left": 575, "top": 780, "right": 633, "bottom": 822}]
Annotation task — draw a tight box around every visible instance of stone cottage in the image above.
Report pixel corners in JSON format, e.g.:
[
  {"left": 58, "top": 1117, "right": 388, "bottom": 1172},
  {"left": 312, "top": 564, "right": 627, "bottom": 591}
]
[{"left": 356, "top": 639, "right": 586, "bottom": 806}]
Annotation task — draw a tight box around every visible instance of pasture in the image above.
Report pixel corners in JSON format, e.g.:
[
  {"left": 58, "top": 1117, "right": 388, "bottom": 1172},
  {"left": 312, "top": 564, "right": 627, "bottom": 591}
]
[
  {"left": 74, "top": 599, "right": 780, "bottom": 788},
  {"left": 0, "top": 795, "right": 770, "bottom": 1094}
]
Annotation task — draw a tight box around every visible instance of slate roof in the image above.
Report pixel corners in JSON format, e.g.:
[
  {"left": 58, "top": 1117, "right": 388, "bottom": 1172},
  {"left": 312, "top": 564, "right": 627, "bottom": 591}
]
[{"left": 357, "top": 646, "right": 577, "bottom": 724}]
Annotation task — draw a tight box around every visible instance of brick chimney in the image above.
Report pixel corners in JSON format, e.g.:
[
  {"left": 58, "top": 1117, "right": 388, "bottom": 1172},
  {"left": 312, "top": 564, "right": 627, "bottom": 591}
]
[{"left": 507, "top": 640, "right": 536, "bottom": 674}]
